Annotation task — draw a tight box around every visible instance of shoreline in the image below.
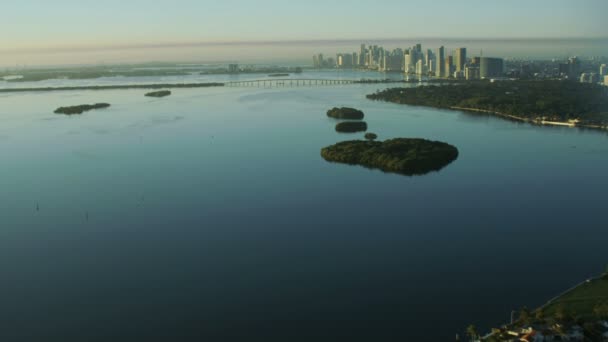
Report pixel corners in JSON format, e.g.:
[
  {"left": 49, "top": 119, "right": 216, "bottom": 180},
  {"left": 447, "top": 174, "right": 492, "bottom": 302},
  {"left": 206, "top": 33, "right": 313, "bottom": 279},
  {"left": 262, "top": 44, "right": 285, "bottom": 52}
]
[
  {"left": 450, "top": 106, "right": 608, "bottom": 131},
  {"left": 0, "top": 82, "right": 225, "bottom": 93}
]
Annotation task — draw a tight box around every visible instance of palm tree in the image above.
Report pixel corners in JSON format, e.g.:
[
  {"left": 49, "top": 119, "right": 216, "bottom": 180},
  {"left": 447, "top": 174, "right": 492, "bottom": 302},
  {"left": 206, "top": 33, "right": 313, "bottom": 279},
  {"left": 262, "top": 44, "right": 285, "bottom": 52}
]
[{"left": 466, "top": 324, "right": 478, "bottom": 341}]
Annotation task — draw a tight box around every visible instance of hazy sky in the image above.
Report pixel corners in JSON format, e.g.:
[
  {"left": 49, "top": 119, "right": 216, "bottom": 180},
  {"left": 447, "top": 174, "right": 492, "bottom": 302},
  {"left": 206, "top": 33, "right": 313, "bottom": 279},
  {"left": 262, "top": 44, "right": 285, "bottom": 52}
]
[{"left": 1, "top": 0, "right": 607, "bottom": 66}]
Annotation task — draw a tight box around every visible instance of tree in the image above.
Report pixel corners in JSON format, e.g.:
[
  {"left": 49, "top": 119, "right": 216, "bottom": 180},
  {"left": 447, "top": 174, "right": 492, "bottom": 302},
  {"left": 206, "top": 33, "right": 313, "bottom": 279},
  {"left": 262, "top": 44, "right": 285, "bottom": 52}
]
[
  {"left": 466, "top": 324, "right": 478, "bottom": 341},
  {"left": 593, "top": 302, "right": 608, "bottom": 320},
  {"left": 519, "top": 306, "right": 532, "bottom": 325},
  {"left": 365, "top": 133, "right": 378, "bottom": 141},
  {"left": 554, "top": 304, "right": 571, "bottom": 324},
  {"left": 534, "top": 309, "right": 545, "bottom": 323}
]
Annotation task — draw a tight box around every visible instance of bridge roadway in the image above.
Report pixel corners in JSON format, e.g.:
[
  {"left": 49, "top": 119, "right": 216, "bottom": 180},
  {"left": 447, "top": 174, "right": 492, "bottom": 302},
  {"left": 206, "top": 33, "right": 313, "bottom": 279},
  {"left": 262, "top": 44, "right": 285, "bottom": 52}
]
[{"left": 225, "top": 79, "right": 356, "bottom": 88}]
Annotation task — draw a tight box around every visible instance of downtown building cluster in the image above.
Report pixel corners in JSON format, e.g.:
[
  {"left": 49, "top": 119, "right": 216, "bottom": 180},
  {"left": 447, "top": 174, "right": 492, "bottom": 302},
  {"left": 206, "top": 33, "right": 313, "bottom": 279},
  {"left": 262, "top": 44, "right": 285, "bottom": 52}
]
[{"left": 313, "top": 43, "right": 505, "bottom": 80}]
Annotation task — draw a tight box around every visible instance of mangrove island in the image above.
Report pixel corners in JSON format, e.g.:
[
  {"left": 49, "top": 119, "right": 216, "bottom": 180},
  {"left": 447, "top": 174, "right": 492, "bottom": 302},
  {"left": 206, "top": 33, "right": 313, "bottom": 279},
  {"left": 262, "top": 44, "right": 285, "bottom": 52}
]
[
  {"left": 335, "top": 121, "right": 368, "bottom": 133},
  {"left": 321, "top": 138, "right": 459, "bottom": 176},
  {"left": 145, "top": 90, "right": 172, "bottom": 98},
  {"left": 327, "top": 107, "right": 365, "bottom": 120},
  {"left": 366, "top": 80, "right": 608, "bottom": 129},
  {"left": 54, "top": 103, "right": 111, "bottom": 115}
]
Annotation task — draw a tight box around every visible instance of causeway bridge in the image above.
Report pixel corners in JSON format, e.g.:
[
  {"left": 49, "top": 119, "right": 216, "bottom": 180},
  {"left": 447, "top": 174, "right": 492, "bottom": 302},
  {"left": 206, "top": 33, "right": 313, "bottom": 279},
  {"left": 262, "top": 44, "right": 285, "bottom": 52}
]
[{"left": 225, "top": 79, "right": 356, "bottom": 88}]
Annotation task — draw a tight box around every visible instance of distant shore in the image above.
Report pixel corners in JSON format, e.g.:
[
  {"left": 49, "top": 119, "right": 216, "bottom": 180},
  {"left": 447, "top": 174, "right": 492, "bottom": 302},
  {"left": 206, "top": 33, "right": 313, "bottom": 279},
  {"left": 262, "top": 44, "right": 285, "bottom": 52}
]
[
  {"left": 451, "top": 106, "right": 608, "bottom": 131},
  {"left": 0, "top": 82, "right": 225, "bottom": 93}
]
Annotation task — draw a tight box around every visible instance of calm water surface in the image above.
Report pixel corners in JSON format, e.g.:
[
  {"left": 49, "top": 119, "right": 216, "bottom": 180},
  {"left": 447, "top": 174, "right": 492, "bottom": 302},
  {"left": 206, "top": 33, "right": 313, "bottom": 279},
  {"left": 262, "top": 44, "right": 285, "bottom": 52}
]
[{"left": 1, "top": 78, "right": 607, "bottom": 341}]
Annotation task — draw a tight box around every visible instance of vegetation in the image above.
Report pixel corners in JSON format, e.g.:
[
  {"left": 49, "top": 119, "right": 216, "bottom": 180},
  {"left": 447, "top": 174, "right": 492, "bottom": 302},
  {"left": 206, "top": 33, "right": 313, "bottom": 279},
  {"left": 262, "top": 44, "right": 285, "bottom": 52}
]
[
  {"left": 145, "top": 90, "right": 171, "bottom": 98},
  {"left": 327, "top": 107, "right": 365, "bottom": 120},
  {"left": 364, "top": 133, "right": 378, "bottom": 141},
  {"left": 335, "top": 121, "right": 368, "bottom": 133},
  {"left": 54, "top": 103, "right": 110, "bottom": 115},
  {"left": 268, "top": 73, "right": 289, "bottom": 77},
  {"left": 367, "top": 80, "right": 608, "bottom": 127},
  {"left": 0, "top": 82, "right": 224, "bottom": 93},
  {"left": 480, "top": 272, "right": 608, "bottom": 341},
  {"left": 321, "top": 138, "right": 459, "bottom": 176},
  {"left": 541, "top": 273, "right": 608, "bottom": 321}
]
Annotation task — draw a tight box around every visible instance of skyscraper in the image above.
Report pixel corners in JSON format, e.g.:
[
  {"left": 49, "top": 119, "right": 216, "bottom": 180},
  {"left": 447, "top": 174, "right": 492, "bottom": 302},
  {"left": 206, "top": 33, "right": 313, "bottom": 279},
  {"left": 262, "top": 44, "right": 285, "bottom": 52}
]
[
  {"left": 455, "top": 48, "right": 467, "bottom": 72},
  {"left": 416, "top": 59, "right": 427, "bottom": 75},
  {"left": 568, "top": 57, "right": 580, "bottom": 78},
  {"left": 446, "top": 55, "right": 454, "bottom": 77},
  {"left": 480, "top": 57, "right": 504, "bottom": 79},
  {"left": 436, "top": 46, "right": 445, "bottom": 77},
  {"left": 600, "top": 64, "right": 607, "bottom": 76},
  {"left": 404, "top": 50, "right": 414, "bottom": 74},
  {"left": 360, "top": 44, "right": 366, "bottom": 66}
]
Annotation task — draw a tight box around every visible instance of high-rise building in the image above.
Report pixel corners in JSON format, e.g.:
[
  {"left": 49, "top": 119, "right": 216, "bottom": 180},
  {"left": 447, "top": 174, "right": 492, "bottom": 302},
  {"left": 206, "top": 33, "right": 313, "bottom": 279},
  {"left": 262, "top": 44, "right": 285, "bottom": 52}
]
[
  {"left": 436, "top": 46, "right": 445, "bottom": 77},
  {"left": 360, "top": 44, "right": 366, "bottom": 66},
  {"left": 416, "top": 59, "right": 427, "bottom": 75},
  {"left": 480, "top": 57, "right": 504, "bottom": 79},
  {"left": 604, "top": 75, "right": 608, "bottom": 86},
  {"left": 425, "top": 49, "right": 434, "bottom": 69},
  {"left": 352, "top": 52, "right": 359, "bottom": 67},
  {"left": 404, "top": 50, "right": 414, "bottom": 74},
  {"left": 568, "top": 57, "right": 580, "bottom": 78},
  {"left": 337, "top": 54, "right": 353, "bottom": 68},
  {"left": 600, "top": 64, "right": 607, "bottom": 76},
  {"left": 455, "top": 48, "right": 467, "bottom": 72},
  {"left": 445, "top": 55, "right": 455, "bottom": 78},
  {"left": 465, "top": 65, "right": 480, "bottom": 80}
]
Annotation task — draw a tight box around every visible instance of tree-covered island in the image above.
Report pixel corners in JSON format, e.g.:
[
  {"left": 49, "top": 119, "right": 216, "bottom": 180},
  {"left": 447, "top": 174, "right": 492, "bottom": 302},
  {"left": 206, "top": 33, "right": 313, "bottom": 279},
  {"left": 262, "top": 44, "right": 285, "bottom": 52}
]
[
  {"left": 321, "top": 138, "right": 459, "bottom": 176},
  {"left": 145, "top": 90, "right": 171, "bottom": 98},
  {"left": 327, "top": 107, "right": 365, "bottom": 120},
  {"left": 367, "top": 80, "right": 608, "bottom": 129},
  {"left": 54, "top": 103, "right": 110, "bottom": 115},
  {"left": 335, "top": 121, "right": 368, "bottom": 133}
]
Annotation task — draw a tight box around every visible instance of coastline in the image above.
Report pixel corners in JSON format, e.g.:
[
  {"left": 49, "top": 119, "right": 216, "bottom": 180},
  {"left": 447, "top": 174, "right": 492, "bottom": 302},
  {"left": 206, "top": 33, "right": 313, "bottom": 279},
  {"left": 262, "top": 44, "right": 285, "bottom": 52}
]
[
  {"left": 450, "top": 106, "right": 608, "bottom": 131},
  {"left": 0, "top": 82, "right": 225, "bottom": 93}
]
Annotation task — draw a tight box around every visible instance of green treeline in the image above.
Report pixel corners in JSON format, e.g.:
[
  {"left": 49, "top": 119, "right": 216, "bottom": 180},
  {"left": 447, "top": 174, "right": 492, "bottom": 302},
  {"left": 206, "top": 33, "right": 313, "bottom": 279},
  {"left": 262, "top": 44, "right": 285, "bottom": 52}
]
[{"left": 367, "top": 80, "right": 608, "bottom": 126}]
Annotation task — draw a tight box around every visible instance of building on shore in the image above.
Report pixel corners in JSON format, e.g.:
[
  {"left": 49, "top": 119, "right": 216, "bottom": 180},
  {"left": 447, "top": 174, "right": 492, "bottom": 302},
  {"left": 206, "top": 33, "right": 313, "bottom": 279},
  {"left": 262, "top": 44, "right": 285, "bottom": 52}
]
[
  {"left": 455, "top": 48, "right": 467, "bottom": 72},
  {"left": 436, "top": 46, "right": 445, "bottom": 77},
  {"left": 228, "top": 64, "right": 239, "bottom": 73},
  {"left": 580, "top": 73, "right": 600, "bottom": 84},
  {"left": 480, "top": 57, "right": 504, "bottom": 79},
  {"left": 465, "top": 65, "right": 480, "bottom": 80},
  {"left": 337, "top": 53, "right": 354, "bottom": 69},
  {"left": 445, "top": 55, "right": 455, "bottom": 78},
  {"left": 416, "top": 59, "right": 427, "bottom": 75}
]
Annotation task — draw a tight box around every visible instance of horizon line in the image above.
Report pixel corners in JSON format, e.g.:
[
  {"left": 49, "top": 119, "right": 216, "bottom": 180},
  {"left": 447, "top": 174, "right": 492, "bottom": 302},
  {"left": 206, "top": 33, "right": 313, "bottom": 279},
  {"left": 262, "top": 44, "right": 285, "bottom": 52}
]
[{"left": 2, "top": 36, "right": 607, "bottom": 54}]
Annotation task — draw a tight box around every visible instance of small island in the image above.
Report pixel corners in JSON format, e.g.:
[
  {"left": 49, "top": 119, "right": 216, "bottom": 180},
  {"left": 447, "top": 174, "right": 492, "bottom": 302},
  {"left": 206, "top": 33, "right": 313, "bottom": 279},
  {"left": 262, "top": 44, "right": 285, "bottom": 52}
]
[
  {"left": 367, "top": 80, "right": 608, "bottom": 129},
  {"left": 268, "top": 73, "right": 290, "bottom": 77},
  {"left": 321, "top": 138, "right": 459, "bottom": 176},
  {"left": 145, "top": 90, "right": 172, "bottom": 98},
  {"left": 327, "top": 107, "right": 365, "bottom": 120},
  {"left": 54, "top": 103, "right": 111, "bottom": 115},
  {"left": 335, "top": 121, "right": 368, "bottom": 133}
]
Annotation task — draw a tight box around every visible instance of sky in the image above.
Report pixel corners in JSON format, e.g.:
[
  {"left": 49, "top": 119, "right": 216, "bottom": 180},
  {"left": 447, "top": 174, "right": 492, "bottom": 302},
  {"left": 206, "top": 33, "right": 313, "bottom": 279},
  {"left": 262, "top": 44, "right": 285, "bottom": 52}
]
[{"left": 1, "top": 0, "right": 607, "bottom": 66}]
